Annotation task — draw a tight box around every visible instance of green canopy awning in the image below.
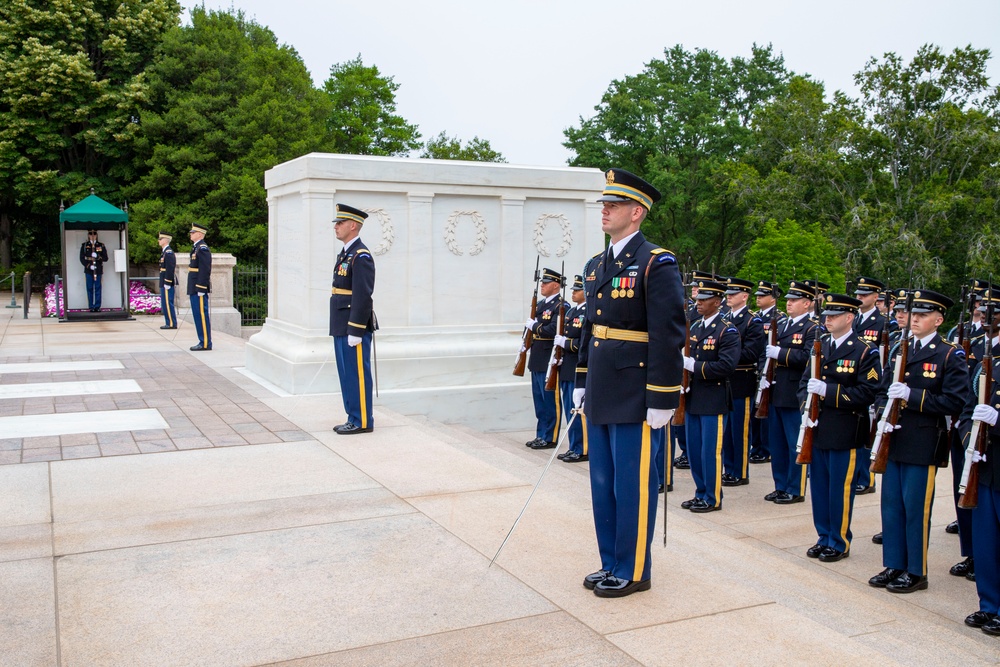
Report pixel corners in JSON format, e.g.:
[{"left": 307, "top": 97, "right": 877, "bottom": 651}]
[{"left": 60, "top": 194, "right": 128, "bottom": 225}]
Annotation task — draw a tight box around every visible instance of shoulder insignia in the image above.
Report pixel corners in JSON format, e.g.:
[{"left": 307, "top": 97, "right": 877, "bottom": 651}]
[
  {"left": 954, "top": 348, "right": 966, "bottom": 358},
  {"left": 650, "top": 248, "right": 666, "bottom": 255},
  {"left": 751, "top": 316, "right": 762, "bottom": 323},
  {"left": 355, "top": 249, "right": 371, "bottom": 257},
  {"left": 942, "top": 339, "right": 958, "bottom": 348}
]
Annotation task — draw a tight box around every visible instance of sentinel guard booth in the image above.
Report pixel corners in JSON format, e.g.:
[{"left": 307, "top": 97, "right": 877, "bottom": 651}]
[{"left": 58, "top": 193, "right": 132, "bottom": 321}]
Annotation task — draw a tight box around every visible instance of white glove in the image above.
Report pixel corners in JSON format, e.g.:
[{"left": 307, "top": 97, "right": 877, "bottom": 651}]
[
  {"left": 887, "top": 382, "right": 910, "bottom": 402},
  {"left": 880, "top": 420, "right": 902, "bottom": 434},
  {"left": 807, "top": 378, "right": 827, "bottom": 398},
  {"left": 973, "top": 404, "right": 999, "bottom": 426},
  {"left": 801, "top": 413, "right": 818, "bottom": 429},
  {"left": 758, "top": 378, "right": 771, "bottom": 390},
  {"left": 347, "top": 335, "right": 362, "bottom": 347},
  {"left": 525, "top": 318, "right": 537, "bottom": 331},
  {"left": 573, "top": 388, "right": 585, "bottom": 409},
  {"left": 683, "top": 356, "right": 695, "bottom": 372},
  {"left": 765, "top": 345, "right": 781, "bottom": 360},
  {"left": 90, "top": 264, "right": 96, "bottom": 270},
  {"left": 646, "top": 408, "right": 674, "bottom": 429},
  {"left": 197, "top": 292, "right": 207, "bottom": 297},
  {"left": 554, "top": 334, "right": 568, "bottom": 348},
  {"left": 91, "top": 252, "right": 98, "bottom": 258}
]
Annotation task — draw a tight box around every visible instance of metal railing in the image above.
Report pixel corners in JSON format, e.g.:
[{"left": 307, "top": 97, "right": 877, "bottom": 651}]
[
  {"left": 234, "top": 264, "right": 267, "bottom": 326},
  {"left": 2, "top": 271, "right": 16, "bottom": 308}
]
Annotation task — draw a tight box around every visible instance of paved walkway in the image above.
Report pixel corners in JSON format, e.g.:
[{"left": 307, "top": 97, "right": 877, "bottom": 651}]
[{"left": 1, "top": 298, "right": 998, "bottom": 666}]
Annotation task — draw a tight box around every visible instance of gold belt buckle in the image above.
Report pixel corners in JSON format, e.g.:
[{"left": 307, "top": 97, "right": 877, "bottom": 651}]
[{"left": 592, "top": 324, "right": 608, "bottom": 339}]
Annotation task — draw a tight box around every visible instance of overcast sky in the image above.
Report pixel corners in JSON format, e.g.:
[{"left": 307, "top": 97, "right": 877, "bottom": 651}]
[{"left": 180, "top": 0, "right": 1000, "bottom": 167}]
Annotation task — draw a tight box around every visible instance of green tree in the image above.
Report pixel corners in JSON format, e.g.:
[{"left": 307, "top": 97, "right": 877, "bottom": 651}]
[
  {"left": 322, "top": 55, "right": 421, "bottom": 156},
  {"left": 420, "top": 131, "right": 506, "bottom": 162},
  {"left": 0, "top": 0, "right": 180, "bottom": 272},
  {"left": 126, "top": 7, "right": 331, "bottom": 264},
  {"left": 736, "top": 219, "right": 845, "bottom": 297}
]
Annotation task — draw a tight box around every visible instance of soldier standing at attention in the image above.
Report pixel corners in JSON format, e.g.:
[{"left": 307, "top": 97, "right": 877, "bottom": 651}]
[
  {"left": 329, "top": 204, "right": 377, "bottom": 435},
  {"left": 80, "top": 229, "right": 109, "bottom": 312},
  {"left": 721, "top": 277, "right": 765, "bottom": 487},
  {"left": 524, "top": 268, "right": 564, "bottom": 449},
  {"left": 679, "top": 279, "right": 740, "bottom": 512},
  {"left": 556, "top": 275, "right": 588, "bottom": 462},
  {"left": 763, "top": 281, "right": 819, "bottom": 504},
  {"left": 799, "top": 294, "right": 881, "bottom": 563},
  {"left": 187, "top": 223, "right": 212, "bottom": 351},
  {"left": 852, "top": 276, "right": 886, "bottom": 496},
  {"left": 573, "top": 168, "right": 685, "bottom": 598},
  {"left": 869, "top": 290, "right": 969, "bottom": 593},
  {"left": 158, "top": 232, "right": 177, "bottom": 330},
  {"left": 750, "top": 280, "right": 784, "bottom": 465}
]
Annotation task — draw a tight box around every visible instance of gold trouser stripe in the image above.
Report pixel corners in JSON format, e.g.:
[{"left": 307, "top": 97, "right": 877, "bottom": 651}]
[
  {"left": 633, "top": 423, "right": 652, "bottom": 581},
  {"left": 198, "top": 294, "right": 209, "bottom": 345},
  {"left": 332, "top": 287, "right": 353, "bottom": 295},
  {"left": 356, "top": 342, "right": 367, "bottom": 430},
  {"left": 740, "top": 397, "right": 751, "bottom": 478},
  {"left": 550, "top": 381, "right": 562, "bottom": 443},
  {"left": 164, "top": 287, "right": 174, "bottom": 328},
  {"left": 797, "top": 453, "right": 808, "bottom": 496},
  {"left": 592, "top": 324, "right": 649, "bottom": 342},
  {"left": 921, "top": 466, "right": 937, "bottom": 576},
  {"left": 713, "top": 415, "right": 724, "bottom": 506},
  {"left": 581, "top": 413, "right": 588, "bottom": 456},
  {"left": 840, "top": 450, "right": 857, "bottom": 551}
]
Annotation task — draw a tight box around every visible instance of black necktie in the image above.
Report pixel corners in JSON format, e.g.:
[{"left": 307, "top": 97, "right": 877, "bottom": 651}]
[
  {"left": 913, "top": 340, "right": 922, "bottom": 353},
  {"left": 607, "top": 247, "right": 615, "bottom": 265}
]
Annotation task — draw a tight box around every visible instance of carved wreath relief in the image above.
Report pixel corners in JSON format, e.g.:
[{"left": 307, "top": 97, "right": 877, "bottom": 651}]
[
  {"left": 364, "top": 208, "right": 394, "bottom": 256},
  {"left": 444, "top": 210, "right": 488, "bottom": 256},
  {"left": 532, "top": 213, "right": 573, "bottom": 257}
]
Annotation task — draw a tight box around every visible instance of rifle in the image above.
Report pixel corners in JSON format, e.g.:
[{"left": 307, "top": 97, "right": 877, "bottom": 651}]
[
  {"left": 796, "top": 290, "right": 824, "bottom": 464},
  {"left": 955, "top": 285, "right": 969, "bottom": 350},
  {"left": 870, "top": 287, "right": 893, "bottom": 445},
  {"left": 963, "top": 286, "right": 977, "bottom": 358},
  {"left": 513, "top": 257, "right": 541, "bottom": 377},
  {"left": 754, "top": 270, "right": 779, "bottom": 418},
  {"left": 959, "top": 296, "right": 996, "bottom": 508},
  {"left": 672, "top": 271, "right": 691, "bottom": 426},
  {"left": 870, "top": 290, "right": 915, "bottom": 473},
  {"left": 544, "top": 262, "right": 567, "bottom": 391}
]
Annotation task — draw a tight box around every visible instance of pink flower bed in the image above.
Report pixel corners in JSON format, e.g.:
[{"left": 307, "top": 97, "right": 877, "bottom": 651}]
[{"left": 43, "top": 280, "right": 162, "bottom": 317}]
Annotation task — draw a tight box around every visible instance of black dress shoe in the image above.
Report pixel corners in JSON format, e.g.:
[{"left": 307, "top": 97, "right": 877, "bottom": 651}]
[
  {"left": 749, "top": 453, "right": 770, "bottom": 464},
  {"left": 160, "top": 325, "right": 177, "bottom": 330},
  {"left": 721, "top": 473, "right": 737, "bottom": 484},
  {"left": 945, "top": 520, "right": 960, "bottom": 534},
  {"left": 774, "top": 494, "right": 804, "bottom": 505},
  {"left": 529, "top": 440, "right": 556, "bottom": 449},
  {"left": 982, "top": 617, "right": 1000, "bottom": 636},
  {"left": 333, "top": 422, "right": 352, "bottom": 432},
  {"left": 806, "top": 543, "right": 825, "bottom": 558},
  {"left": 869, "top": 567, "right": 904, "bottom": 588},
  {"left": 690, "top": 501, "right": 720, "bottom": 513},
  {"left": 950, "top": 557, "right": 974, "bottom": 577},
  {"left": 886, "top": 572, "right": 928, "bottom": 593},
  {"left": 594, "top": 575, "right": 651, "bottom": 598},
  {"left": 854, "top": 484, "right": 875, "bottom": 495},
  {"left": 189, "top": 344, "right": 212, "bottom": 351},
  {"left": 680, "top": 497, "right": 699, "bottom": 510},
  {"left": 722, "top": 476, "right": 749, "bottom": 487},
  {"left": 562, "top": 451, "right": 587, "bottom": 462},
  {"left": 673, "top": 455, "right": 690, "bottom": 469},
  {"left": 658, "top": 484, "right": 664, "bottom": 493},
  {"left": 665, "top": 483, "right": 673, "bottom": 492},
  {"left": 334, "top": 423, "right": 373, "bottom": 435},
  {"left": 872, "top": 532, "right": 883, "bottom": 545},
  {"left": 965, "top": 611, "right": 997, "bottom": 628},
  {"left": 583, "top": 569, "right": 610, "bottom": 590},
  {"left": 967, "top": 571, "right": 977, "bottom": 582},
  {"left": 764, "top": 490, "right": 784, "bottom": 502},
  {"left": 525, "top": 438, "right": 543, "bottom": 447},
  {"left": 557, "top": 450, "right": 571, "bottom": 460},
  {"left": 818, "top": 547, "right": 849, "bottom": 562}
]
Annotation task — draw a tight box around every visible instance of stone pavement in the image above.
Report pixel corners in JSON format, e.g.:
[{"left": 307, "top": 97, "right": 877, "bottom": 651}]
[{"left": 1, "top": 298, "right": 999, "bottom": 666}]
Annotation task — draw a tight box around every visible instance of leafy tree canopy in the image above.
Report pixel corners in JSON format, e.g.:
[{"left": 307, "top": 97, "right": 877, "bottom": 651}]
[{"left": 420, "top": 131, "right": 506, "bottom": 162}]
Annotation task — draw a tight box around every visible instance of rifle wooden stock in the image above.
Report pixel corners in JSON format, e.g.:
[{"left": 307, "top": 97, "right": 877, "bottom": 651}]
[
  {"left": 672, "top": 319, "right": 691, "bottom": 426},
  {"left": 959, "top": 306, "right": 994, "bottom": 508},
  {"left": 513, "top": 280, "right": 539, "bottom": 377},
  {"left": 544, "top": 300, "right": 565, "bottom": 391},
  {"left": 795, "top": 335, "right": 822, "bottom": 464},
  {"left": 870, "top": 338, "right": 910, "bottom": 474},
  {"left": 755, "top": 311, "right": 779, "bottom": 418}
]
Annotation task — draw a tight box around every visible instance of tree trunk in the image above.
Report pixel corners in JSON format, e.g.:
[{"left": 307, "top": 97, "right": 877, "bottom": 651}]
[{"left": 0, "top": 211, "right": 11, "bottom": 270}]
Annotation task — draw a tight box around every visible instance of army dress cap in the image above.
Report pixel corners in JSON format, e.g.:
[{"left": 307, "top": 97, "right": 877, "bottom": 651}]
[
  {"left": 892, "top": 288, "right": 908, "bottom": 310},
  {"left": 572, "top": 274, "right": 584, "bottom": 291},
  {"left": 158, "top": 232, "right": 172, "bottom": 242},
  {"left": 972, "top": 278, "right": 991, "bottom": 294},
  {"left": 540, "top": 267, "right": 563, "bottom": 284},
  {"left": 598, "top": 168, "right": 662, "bottom": 210},
  {"left": 821, "top": 293, "right": 861, "bottom": 316},
  {"left": 754, "top": 280, "right": 779, "bottom": 297},
  {"left": 694, "top": 280, "right": 727, "bottom": 300},
  {"left": 726, "top": 277, "right": 755, "bottom": 295},
  {"left": 802, "top": 279, "right": 830, "bottom": 293},
  {"left": 909, "top": 289, "right": 953, "bottom": 314},
  {"left": 689, "top": 270, "right": 718, "bottom": 286},
  {"left": 334, "top": 203, "right": 368, "bottom": 225},
  {"left": 976, "top": 286, "right": 1000, "bottom": 311},
  {"left": 785, "top": 281, "right": 817, "bottom": 300},
  {"left": 189, "top": 223, "right": 208, "bottom": 234},
  {"left": 87, "top": 229, "right": 98, "bottom": 234},
  {"left": 854, "top": 277, "right": 886, "bottom": 294}
]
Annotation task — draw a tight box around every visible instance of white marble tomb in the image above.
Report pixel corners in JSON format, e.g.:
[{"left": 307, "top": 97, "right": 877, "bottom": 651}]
[{"left": 245, "top": 153, "right": 605, "bottom": 431}]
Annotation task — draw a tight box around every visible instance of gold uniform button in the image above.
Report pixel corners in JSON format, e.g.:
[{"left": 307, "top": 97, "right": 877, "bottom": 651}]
[
  {"left": 639, "top": 362, "right": 645, "bottom": 367},
  {"left": 905, "top": 372, "right": 910, "bottom": 377},
  {"left": 598, "top": 292, "right": 602, "bottom": 299},
  {"left": 596, "top": 309, "right": 602, "bottom": 315},
  {"left": 594, "top": 341, "right": 600, "bottom": 347}
]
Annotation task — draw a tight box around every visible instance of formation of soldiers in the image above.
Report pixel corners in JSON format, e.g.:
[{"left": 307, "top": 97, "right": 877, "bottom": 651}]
[{"left": 518, "top": 168, "right": 1000, "bottom": 632}]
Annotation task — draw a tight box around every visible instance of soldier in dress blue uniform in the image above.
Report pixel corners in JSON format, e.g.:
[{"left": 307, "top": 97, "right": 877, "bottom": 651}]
[
  {"left": 868, "top": 289, "right": 970, "bottom": 593},
  {"left": 851, "top": 277, "right": 887, "bottom": 495},
  {"left": 751, "top": 280, "right": 785, "bottom": 465},
  {"left": 187, "top": 223, "right": 212, "bottom": 351},
  {"left": 80, "top": 230, "right": 109, "bottom": 312},
  {"left": 879, "top": 289, "right": 899, "bottom": 335},
  {"left": 556, "top": 275, "right": 588, "bottom": 462},
  {"left": 798, "top": 294, "right": 882, "bottom": 563},
  {"left": 673, "top": 270, "right": 717, "bottom": 472},
  {"left": 525, "top": 268, "right": 564, "bottom": 449},
  {"left": 329, "top": 204, "right": 377, "bottom": 435},
  {"left": 574, "top": 168, "right": 685, "bottom": 598},
  {"left": 763, "top": 281, "right": 819, "bottom": 504},
  {"left": 678, "top": 280, "right": 740, "bottom": 512},
  {"left": 721, "top": 277, "right": 765, "bottom": 486},
  {"left": 158, "top": 232, "right": 177, "bottom": 330}
]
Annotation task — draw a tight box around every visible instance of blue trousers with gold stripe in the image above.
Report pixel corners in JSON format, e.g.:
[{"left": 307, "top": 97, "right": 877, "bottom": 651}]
[
  {"left": 334, "top": 333, "right": 373, "bottom": 429},
  {"left": 531, "top": 371, "right": 559, "bottom": 442},
  {"left": 723, "top": 396, "right": 752, "bottom": 480},
  {"left": 750, "top": 410, "right": 769, "bottom": 459},
  {"left": 881, "top": 461, "right": 936, "bottom": 576},
  {"left": 160, "top": 284, "right": 176, "bottom": 328},
  {"left": 559, "top": 380, "right": 585, "bottom": 455},
  {"left": 972, "top": 482, "right": 1000, "bottom": 614},
  {"left": 687, "top": 414, "right": 726, "bottom": 508},
  {"left": 768, "top": 406, "right": 808, "bottom": 496},
  {"left": 810, "top": 448, "right": 858, "bottom": 553},
  {"left": 189, "top": 293, "right": 212, "bottom": 348},
  {"left": 950, "top": 433, "right": 974, "bottom": 557},
  {"left": 588, "top": 422, "right": 658, "bottom": 582},
  {"left": 851, "top": 446, "right": 876, "bottom": 490},
  {"left": 652, "top": 426, "right": 666, "bottom": 487}
]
